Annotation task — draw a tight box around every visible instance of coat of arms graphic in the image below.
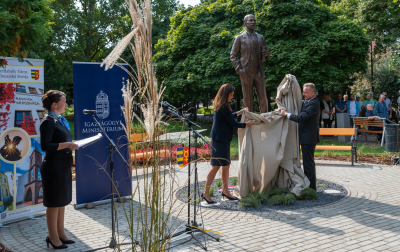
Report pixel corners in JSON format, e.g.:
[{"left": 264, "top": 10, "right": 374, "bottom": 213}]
[{"left": 96, "top": 91, "right": 110, "bottom": 119}]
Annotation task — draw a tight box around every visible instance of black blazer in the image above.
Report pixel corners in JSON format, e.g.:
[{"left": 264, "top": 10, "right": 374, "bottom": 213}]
[
  {"left": 210, "top": 105, "right": 246, "bottom": 143},
  {"left": 288, "top": 97, "right": 320, "bottom": 145}
]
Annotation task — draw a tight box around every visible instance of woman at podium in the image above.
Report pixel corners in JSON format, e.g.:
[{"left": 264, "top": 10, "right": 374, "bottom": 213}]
[
  {"left": 40, "top": 90, "right": 79, "bottom": 249},
  {"left": 201, "top": 84, "right": 254, "bottom": 204}
]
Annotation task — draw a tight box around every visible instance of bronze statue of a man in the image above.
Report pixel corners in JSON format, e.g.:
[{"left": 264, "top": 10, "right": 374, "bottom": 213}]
[{"left": 230, "top": 14, "right": 270, "bottom": 113}]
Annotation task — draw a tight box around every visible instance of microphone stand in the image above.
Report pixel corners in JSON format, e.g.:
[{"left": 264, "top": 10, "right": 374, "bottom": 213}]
[
  {"left": 164, "top": 107, "right": 219, "bottom": 250},
  {"left": 83, "top": 111, "right": 138, "bottom": 252}
]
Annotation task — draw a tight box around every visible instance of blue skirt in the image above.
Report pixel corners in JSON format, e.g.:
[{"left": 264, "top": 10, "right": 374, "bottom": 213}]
[{"left": 210, "top": 138, "right": 231, "bottom": 166}]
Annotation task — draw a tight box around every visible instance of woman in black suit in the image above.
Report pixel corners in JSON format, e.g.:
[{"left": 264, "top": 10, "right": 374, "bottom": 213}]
[
  {"left": 201, "top": 84, "right": 254, "bottom": 204},
  {"left": 40, "top": 90, "right": 79, "bottom": 249}
]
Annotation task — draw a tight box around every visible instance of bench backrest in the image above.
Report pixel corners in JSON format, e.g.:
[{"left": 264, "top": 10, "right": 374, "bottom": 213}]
[
  {"left": 130, "top": 133, "right": 149, "bottom": 142},
  {"left": 319, "top": 128, "right": 356, "bottom": 136},
  {"left": 354, "top": 117, "right": 385, "bottom": 127}
]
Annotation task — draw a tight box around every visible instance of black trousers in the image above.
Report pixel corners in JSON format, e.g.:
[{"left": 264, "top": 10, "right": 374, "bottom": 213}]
[
  {"left": 301, "top": 144, "right": 316, "bottom": 190},
  {"left": 323, "top": 119, "right": 332, "bottom": 128}
]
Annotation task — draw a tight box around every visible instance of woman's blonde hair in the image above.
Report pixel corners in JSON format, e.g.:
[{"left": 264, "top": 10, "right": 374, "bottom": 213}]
[{"left": 213, "top": 84, "right": 235, "bottom": 112}]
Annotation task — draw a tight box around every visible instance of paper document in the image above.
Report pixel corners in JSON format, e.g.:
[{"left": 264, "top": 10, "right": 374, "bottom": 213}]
[{"left": 74, "top": 133, "right": 103, "bottom": 148}]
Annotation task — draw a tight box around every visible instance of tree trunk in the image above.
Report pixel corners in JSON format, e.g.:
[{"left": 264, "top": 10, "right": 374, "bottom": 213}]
[{"left": 193, "top": 100, "right": 197, "bottom": 121}]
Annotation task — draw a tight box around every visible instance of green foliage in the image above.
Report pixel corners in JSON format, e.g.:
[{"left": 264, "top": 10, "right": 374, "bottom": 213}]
[
  {"left": 283, "top": 193, "right": 297, "bottom": 205},
  {"left": 331, "top": 0, "right": 400, "bottom": 51},
  {"left": 155, "top": 0, "right": 369, "bottom": 104},
  {"left": 268, "top": 195, "right": 285, "bottom": 206},
  {"left": 215, "top": 178, "right": 223, "bottom": 188},
  {"left": 300, "top": 188, "right": 318, "bottom": 200},
  {"left": 231, "top": 177, "right": 238, "bottom": 186},
  {"left": 240, "top": 188, "right": 297, "bottom": 208},
  {"left": 322, "top": 150, "right": 336, "bottom": 158},
  {"left": 27, "top": 0, "right": 178, "bottom": 97},
  {"left": 200, "top": 184, "right": 205, "bottom": 188},
  {"left": 197, "top": 107, "right": 213, "bottom": 115},
  {"left": 352, "top": 48, "right": 400, "bottom": 108},
  {"left": 209, "top": 187, "right": 214, "bottom": 197},
  {"left": 239, "top": 192, "right": 262, "bottom": 208},
  {"left": 0, "top": 0, "right": 52, "bottom": 64},
  {"left": 132, "top": 122, "right": 147, "bottom": 134},
  {"left": 261, "top": 187, "right": 281, "bottom": 199}
]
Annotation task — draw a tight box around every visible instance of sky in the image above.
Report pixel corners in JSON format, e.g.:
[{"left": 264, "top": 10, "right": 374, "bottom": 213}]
[{"left": 179, "top": 0, "right": 201, "bottom": 7}]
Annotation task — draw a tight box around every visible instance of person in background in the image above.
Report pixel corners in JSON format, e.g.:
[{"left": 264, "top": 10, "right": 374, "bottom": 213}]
[
  {"left": 343, "top": 94, "right": 348, "bottom": 102},
  {"left": 321, "top": 94, "right": 333, "bottom": 128},
  {"left": 375, "top": 94, "right": 390, "bottom": 120},
  {"left": 397, "top": 90, "right": 400, "bottom": 121},
  {"left": 356, "top": 94, "right": 363, "bottom": 110},
  {"left": 347, "top": 94, "right": 360, "bottom": 128},
  {"left": 202, "top": 84, "right": 254, "bottom": 204},
  {"left": 397, "top": 90, "right": 400, "bottom": 110},
  {"left": 334, "top": 93, "right": 347, "bottom": 127},
  {"left": 363, "top": 93, "right": 375, "bottom": 109},
  {"left": 382, "top": 92, "right": 392, "bottom": 119},
  {"left": 366, "top": 104, "right": 383, "bottom": 142}
]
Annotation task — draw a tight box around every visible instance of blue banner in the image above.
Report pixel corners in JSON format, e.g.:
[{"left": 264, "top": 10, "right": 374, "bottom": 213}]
[{"left": 73, "top": 62, "right": 130, "bottom": 205}]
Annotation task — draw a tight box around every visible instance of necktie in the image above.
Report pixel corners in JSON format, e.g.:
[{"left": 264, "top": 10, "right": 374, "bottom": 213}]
[{"left": 304, "top": 100, "right": 309, "bottom": 108}]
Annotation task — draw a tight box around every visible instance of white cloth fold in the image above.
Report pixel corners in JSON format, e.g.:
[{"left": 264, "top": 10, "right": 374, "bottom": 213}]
[{"left": 238, "top": 74, "right": 310, "bottom": 197}]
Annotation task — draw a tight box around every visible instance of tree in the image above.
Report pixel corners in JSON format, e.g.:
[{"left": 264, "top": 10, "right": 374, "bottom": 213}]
[
  {"left": 331, "top": 0, "right": 400, "bottom": 52},
  {"left": 154, "top": 0, "right": 370, "bottom": 106},
  {"left": 0, "top": 0, "right": 52, "bottom": 66},
  {"left": 352, "top": 47, "right": 400, "bottom": 107},
  {"left": 29, "top": 0, "right": 178, "bottom": 97}
]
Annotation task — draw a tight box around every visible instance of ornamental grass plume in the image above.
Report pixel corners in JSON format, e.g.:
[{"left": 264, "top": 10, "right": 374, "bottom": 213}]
[{"left": 100, "top": 0, "right": 189, "bottom": 251}]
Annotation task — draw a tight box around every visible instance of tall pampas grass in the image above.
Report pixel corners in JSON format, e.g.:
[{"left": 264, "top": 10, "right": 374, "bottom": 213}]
[{"left": 101, "top": 0, "right": 188, "bottom": 251}]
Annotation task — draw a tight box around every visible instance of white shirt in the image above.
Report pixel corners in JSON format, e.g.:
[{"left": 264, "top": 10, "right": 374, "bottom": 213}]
[
  {"left": 349, "top": 101, "right": 356, "bottom": 116},
  {"left": 358, "top": 100, "right": 363, "bottom": 109}
]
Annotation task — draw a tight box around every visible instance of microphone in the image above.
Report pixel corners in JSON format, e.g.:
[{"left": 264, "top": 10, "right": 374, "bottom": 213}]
[
  {"left": 83, "top": 109, "right": 96, "bottom": 115},
  {"left": 158, "top": 102, "right": 177, "bottom": 110},
  {"left": 158, "top": 102, "right": 169, "bottom": 108},
  {"left": 163, "top": 101, "right": 177, "bottom": 110}
]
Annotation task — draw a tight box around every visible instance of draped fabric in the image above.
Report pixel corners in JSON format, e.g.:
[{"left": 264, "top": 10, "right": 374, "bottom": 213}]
[{"left": 238, "top": 74, "right": 310, "bottom": 197}]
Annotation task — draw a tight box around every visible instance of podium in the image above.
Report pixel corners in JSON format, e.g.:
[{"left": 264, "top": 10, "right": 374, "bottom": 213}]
[{"left": 336, "top": 113, "right": 351, "bottom": 142}]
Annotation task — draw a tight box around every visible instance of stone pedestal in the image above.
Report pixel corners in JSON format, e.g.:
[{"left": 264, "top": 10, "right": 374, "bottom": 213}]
[{"left": 336, "top": 113, "right": 351, "bottom": 142}]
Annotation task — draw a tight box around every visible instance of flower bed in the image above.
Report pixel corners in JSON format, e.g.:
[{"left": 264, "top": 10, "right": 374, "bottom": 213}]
[{"left": 131, "top": 142, "right": 211, "bottom": 164}]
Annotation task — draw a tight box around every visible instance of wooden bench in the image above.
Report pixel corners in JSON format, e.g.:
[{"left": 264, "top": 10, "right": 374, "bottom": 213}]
[
  {"left": 129, "top": 133, "right": 170, "bottom": 160},
  {"left": 353, "top": 117, "right": 386, "bottom": 143},
  {"left": 301, "top": 128, "right": 357, "bottom": 165}
]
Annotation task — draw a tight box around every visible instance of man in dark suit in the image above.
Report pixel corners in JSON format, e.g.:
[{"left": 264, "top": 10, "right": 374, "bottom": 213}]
[
  {"left": 281, "top": 83, "right": 320, "bottom": 190},
  {"left": 230, "top": 14, "right": 270, "bottom": 113}
]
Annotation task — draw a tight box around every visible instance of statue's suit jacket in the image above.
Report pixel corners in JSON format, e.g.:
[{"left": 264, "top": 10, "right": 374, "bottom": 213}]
[{"left": 230, "top": 31, "right": 269, "bottom": 77}]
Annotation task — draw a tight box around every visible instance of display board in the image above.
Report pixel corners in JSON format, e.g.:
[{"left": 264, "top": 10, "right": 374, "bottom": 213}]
[
  {"left": 0, "top": 57, "right": 46, "bottom": 223},
  {"left": 73, "top": 62, "right": 131, "bottom": 206}
]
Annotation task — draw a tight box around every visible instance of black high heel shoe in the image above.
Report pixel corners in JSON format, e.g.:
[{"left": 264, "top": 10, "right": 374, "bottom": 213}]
[
  {"left": 46, "top": 237, "right": 68, "bottom": 249},
  {"left": 222, "top": 192, "right": 238, "bottom": 200},
  {"left": 59, "top": 237, "right": 75, "bottom": 244},
  {"left": 200, "top": 193, "right": 216, "bottom": 204}
]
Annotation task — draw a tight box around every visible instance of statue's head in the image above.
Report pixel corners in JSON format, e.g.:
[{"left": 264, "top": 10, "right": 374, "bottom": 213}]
[{"left": 244, "top": 14, "right": 256, "bottom": 30}]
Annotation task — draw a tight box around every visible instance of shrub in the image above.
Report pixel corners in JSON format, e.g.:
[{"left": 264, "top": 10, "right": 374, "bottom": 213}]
[
  {"left": 300, "top": 188, "right": 318, "bottom": 200},
  {"left": 215, "top": 179, "right": 222, "bottom": 188},
  {"left": 231, "top": 177, "right": 238, "bottom": 186},
  {"left": 209, "top": 187, "right": 214, "bottom": 197}
]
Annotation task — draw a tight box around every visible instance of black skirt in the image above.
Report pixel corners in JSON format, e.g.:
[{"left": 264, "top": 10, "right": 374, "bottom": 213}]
[
  {"left": 210, "top": 138, "right": 231, "bottom": 166},
  {"left": 41, "top": 156, "right": 73, "bottom": 207}
]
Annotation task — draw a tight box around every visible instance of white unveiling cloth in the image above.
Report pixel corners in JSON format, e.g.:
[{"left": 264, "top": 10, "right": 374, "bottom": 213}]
[{"left": 238, "top": 74, "right": 310, "bottom": 197}]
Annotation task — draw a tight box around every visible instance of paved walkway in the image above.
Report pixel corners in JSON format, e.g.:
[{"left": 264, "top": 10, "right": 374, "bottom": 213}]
[{"left": 1, "top": 160, "right": 400, "bottom": 252}]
